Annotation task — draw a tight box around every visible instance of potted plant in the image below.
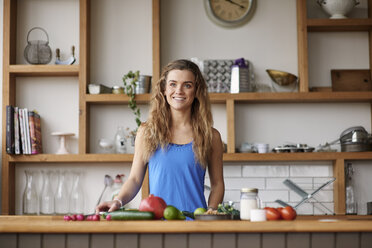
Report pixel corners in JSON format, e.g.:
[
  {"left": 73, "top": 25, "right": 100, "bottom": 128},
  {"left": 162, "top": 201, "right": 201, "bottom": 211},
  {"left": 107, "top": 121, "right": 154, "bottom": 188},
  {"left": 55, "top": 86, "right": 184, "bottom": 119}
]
[{"left": 122, "top": 70, "right": 140, "bottom": 152}]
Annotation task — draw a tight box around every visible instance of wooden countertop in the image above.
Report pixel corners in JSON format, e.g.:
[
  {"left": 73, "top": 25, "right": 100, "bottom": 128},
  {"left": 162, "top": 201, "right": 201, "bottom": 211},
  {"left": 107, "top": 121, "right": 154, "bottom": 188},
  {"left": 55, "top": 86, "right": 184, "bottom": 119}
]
[{"left": 1, "top": 216, "right": 372, "bottom": 233}]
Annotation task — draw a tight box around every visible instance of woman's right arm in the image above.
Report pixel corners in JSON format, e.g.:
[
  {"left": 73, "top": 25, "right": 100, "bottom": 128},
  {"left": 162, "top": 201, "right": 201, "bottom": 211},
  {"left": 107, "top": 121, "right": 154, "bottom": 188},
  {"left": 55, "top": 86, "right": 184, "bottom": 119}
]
[{"left": 95, "top": 125, "right": 148, "bottom": 213}]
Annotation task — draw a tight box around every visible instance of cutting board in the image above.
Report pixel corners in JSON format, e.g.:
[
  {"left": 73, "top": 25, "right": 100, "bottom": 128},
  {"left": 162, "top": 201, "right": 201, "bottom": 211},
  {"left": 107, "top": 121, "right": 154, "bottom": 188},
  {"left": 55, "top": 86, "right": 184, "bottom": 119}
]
[{"left": 331, "top": 69, "right": 372, "bottom": 91}]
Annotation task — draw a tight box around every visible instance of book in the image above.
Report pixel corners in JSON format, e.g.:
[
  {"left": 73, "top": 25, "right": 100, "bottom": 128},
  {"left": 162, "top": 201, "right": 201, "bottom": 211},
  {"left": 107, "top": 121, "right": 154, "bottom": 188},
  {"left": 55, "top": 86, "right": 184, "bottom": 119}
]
[
  {"left": 6, "top": 105, "right": 15, "bottom": 154},
  {"left": 18, "top": 108, "right": 26, "bottom": 154},
  {"left": 14, "top": 106, "right": 21, "bottom": 154},
  {"left": 28, "top": 111, "right": 43, "bottom": 154},
  {"left": 24, "top": 108, "right": 31, "bottom": 154}
]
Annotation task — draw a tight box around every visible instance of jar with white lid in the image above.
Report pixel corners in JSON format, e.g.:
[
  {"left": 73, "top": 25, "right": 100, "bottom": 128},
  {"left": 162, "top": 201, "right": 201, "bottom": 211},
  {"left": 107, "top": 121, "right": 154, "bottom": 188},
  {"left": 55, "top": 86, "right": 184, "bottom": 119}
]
[{"left": 240, "top": 188, "right": 260, "bottom": 220}]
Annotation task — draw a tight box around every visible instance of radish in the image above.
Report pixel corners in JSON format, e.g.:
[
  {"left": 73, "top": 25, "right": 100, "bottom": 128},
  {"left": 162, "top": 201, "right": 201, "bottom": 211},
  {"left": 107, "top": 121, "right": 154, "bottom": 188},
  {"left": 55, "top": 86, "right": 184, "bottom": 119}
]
[
  {"left": 139, "top": 194, "right": 167, "bottom": 219},
  {"left": 63, "top": 215, "right": 72, "bottom": 221},
  {"left": 76, "top": 214, "right": 85, "bottom": 221}
]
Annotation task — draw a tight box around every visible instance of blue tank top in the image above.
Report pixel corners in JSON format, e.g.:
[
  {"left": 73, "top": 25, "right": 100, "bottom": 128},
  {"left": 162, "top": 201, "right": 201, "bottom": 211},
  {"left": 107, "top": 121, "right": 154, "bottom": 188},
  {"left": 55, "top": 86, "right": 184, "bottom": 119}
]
[{"left": 148, "top": 142, "right": 207, "bottom": 212}]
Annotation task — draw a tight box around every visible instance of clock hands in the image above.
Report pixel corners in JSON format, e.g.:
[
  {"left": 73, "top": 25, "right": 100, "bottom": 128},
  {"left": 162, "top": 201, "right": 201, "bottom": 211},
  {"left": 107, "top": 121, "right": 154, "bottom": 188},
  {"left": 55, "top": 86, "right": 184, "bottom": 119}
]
[{"left": 225, "top": 0, "right": 245, "bottom": 9}]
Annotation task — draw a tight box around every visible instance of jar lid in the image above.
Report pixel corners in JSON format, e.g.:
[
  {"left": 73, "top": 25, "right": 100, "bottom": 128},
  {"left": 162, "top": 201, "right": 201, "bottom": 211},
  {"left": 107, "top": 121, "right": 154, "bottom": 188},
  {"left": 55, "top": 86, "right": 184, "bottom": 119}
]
[
  {"left": 241, "top": 188, "right": 258, "bottom": 193},
  {"left": 112, "top": 86, "right": 123, "bottom": 89}
]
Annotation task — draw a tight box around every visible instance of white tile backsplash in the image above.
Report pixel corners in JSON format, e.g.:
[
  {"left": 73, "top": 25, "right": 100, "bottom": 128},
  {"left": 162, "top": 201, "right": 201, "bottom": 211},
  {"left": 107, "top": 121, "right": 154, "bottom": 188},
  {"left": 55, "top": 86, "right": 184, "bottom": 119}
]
[
  {"left": 259, "top": 190, "right": 289, "bottom": 202},
  {"left": 313, "top": 177, "right": 335, "bottom": 190},
  {"left": 224, "top": 178, "right": 265, "bottom": 190},
  {"left": 242, "top": 165, "right": 289, "bottom": 177},
  {"left": 313, "top": 203, "right": 334, "bottom": 215},
  {"left": 223, "top": 165, "right": 242, "bottom": 177},
  {"left": 222, "top": 163, "right": 335, "bottom": 216},
  {"left": 290, "top": 165, "right": 332, "bottom": 177}
]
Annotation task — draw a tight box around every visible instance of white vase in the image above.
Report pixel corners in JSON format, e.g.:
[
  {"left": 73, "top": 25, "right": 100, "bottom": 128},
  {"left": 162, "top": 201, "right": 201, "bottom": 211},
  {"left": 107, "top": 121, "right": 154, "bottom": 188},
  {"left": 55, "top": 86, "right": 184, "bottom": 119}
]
[{"left": 317, "top": 0, "right": 359, "bottom": 19}]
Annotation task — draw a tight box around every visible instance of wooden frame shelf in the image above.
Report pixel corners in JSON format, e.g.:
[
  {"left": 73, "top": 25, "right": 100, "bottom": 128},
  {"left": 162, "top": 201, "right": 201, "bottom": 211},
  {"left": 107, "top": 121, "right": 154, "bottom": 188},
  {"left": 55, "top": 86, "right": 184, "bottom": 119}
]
[
  {"left": 86, "top": 92, "right": 372, "bottom": 105},
  {"left": 7, "top": 152, "right": 372, "bottom": 163},
  {"left": 8, "top": 65, "right": 79, "bottom": 77},
  {"left": 307, "top": 18, "right": 372, "bottom": 32}
]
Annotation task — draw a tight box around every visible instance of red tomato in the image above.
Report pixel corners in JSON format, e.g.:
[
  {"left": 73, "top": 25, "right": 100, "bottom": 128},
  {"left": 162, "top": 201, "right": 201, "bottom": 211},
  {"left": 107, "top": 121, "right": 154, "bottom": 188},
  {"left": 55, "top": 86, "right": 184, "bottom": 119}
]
[
  {"left": 265, "top": 207, "right": 281, "bottom": 221},
  {"left": 280, "top": 206, "right": 297, "bottom": 220}
]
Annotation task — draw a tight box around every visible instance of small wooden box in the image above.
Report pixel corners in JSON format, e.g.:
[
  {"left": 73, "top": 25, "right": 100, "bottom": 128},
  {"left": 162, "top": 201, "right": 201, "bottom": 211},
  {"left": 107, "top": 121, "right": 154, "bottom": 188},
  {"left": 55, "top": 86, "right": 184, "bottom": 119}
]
[{"left": 331, "top": 69, "right": 372, "bottom": 91}]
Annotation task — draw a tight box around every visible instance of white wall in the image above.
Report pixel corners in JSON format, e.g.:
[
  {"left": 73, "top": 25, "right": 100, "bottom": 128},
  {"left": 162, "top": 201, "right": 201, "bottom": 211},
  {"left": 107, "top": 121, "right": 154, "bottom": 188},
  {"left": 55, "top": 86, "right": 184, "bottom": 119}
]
[{"left": 1, "top": 0, "right": 371, "bottom": 215}]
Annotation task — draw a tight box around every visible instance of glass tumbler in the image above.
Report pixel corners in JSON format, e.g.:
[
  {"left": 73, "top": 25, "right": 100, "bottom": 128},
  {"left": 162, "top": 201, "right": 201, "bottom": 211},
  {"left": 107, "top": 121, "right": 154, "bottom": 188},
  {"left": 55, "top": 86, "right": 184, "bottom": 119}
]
[{"left": 23, "top": 170, "right": 39, "bottom": 215}]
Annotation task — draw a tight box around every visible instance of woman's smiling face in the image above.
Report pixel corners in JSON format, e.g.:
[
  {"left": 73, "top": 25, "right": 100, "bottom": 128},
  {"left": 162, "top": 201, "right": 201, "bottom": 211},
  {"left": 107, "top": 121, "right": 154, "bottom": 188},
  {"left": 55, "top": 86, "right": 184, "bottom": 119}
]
[{"left": 164, "top": 69, "right": 196, "bottom": 112}]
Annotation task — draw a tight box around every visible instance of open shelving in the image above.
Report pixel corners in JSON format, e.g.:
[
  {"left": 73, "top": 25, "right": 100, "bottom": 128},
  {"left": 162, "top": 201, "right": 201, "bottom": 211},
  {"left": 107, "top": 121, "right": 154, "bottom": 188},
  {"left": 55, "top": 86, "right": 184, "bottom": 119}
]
[{"left": 2, "top": 0, "right": 372, "bottom": 215}]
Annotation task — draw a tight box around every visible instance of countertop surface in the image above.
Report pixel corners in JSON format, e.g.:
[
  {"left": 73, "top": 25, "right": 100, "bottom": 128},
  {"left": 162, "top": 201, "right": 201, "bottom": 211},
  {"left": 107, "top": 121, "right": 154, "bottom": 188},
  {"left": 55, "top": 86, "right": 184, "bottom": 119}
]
[{"left": 1, "top": 215, "right": 372, "bottom": 233}]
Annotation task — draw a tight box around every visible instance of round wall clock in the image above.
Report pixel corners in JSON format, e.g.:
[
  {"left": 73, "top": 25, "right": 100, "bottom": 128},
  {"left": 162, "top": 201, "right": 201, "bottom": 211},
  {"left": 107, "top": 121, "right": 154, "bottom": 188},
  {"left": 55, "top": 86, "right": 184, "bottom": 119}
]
[{"left": 204, "top": 0, "right": 256, "bottom": 28}]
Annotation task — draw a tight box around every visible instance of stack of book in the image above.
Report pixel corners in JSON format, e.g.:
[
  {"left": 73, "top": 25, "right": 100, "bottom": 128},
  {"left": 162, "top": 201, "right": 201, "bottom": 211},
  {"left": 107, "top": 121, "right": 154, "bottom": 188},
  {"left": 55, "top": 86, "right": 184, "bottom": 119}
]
[{"left": 6, "top": 105, "right": 43, "bottom": 155}]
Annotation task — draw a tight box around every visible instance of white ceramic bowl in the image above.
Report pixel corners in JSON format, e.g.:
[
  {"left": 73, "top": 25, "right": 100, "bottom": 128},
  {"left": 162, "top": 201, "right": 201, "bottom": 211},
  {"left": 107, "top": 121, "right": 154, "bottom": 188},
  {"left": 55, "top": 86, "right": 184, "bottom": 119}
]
[{"left": 317, "top": 0, "right": 359, "bottom": 19}]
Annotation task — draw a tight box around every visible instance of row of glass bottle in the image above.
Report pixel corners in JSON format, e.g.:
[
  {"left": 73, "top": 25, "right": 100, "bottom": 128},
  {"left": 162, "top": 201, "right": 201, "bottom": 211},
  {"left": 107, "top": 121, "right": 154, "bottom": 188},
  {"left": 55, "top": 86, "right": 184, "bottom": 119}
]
[{"left": 23, "top": 170, "right": 84, "bottom": 215}]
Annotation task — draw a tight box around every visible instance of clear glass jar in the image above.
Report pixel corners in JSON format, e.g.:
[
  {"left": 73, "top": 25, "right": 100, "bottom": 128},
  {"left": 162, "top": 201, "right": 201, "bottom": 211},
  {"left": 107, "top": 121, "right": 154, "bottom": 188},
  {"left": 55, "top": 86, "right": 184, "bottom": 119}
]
[
  {"left": 23, "top": 170, "right": 39, "bottom": 215},
  {"left": 40, "top": 170, "right": 55, "bottom": 215},
  {"left": 240, "top": 188, "right": 260, "bottom": 220},
  {"left": 112, "top": 86, "right": 124, "bottom": 94},
  {"left": 55, "top": 171, "right": 69, "bottom": 215},
  {"left": 114, "top": 126, "right": 127, "bottom": 154},
  {"left": 69, "top": 172, "right": 85, "bottom": 214}
]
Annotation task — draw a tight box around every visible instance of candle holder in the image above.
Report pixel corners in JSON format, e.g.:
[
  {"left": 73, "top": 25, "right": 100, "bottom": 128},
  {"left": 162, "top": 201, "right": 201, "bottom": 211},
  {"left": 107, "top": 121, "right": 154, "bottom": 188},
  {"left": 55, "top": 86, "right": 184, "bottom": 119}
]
[{"left": 51, "top": 132, "right": 74, "bottom": 154}]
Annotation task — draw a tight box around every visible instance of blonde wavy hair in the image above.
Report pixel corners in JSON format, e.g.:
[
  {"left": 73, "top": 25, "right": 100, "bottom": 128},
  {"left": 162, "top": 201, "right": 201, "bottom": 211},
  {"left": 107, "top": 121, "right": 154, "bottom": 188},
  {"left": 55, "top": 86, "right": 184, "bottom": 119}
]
[{"left": 142, "top": 59, "right": 213, "bottom": 168}]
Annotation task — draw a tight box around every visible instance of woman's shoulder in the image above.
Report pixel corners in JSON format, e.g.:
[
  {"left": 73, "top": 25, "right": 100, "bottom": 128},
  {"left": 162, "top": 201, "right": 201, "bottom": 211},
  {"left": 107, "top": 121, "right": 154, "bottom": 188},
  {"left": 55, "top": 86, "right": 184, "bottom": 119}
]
[{"left": 212, "top": 128, "right": 222, "bottom": 140}]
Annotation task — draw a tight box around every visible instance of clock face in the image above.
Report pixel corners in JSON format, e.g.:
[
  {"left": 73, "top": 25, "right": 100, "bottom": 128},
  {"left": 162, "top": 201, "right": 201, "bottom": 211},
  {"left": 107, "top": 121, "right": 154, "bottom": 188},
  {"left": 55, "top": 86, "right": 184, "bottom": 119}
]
[{"left": 205, "top": 0, "right": 256, "bottom": 27}]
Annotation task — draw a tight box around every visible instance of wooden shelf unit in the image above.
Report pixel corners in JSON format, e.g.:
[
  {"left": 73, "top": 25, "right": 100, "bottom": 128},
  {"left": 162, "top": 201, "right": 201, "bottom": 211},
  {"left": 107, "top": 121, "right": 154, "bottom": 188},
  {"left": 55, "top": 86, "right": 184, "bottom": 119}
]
[{"left": 2, "top": 0, "right": 372, "bottom": 215}]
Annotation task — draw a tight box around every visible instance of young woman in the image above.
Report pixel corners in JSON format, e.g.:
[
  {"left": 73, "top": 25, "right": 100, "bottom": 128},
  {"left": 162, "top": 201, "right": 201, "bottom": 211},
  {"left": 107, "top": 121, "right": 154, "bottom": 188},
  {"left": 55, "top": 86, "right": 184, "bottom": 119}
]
[{"left": 96, "top": 59, "right": 224, "bottom": 214}]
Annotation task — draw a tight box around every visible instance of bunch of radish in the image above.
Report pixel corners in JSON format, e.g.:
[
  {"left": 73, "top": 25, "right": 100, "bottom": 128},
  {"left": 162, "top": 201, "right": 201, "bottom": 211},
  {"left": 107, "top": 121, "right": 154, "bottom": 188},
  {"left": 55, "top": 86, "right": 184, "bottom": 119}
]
[{"left": 63, "top": 214, "right": 100, "bottom": 221}]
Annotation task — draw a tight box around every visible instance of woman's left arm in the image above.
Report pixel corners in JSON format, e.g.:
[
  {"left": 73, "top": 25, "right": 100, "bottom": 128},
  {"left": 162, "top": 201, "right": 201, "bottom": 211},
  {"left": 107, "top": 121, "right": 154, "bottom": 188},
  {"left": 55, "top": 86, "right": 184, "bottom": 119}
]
[{"left": 207, "top": 128, "right": 225, "bottom": 209}]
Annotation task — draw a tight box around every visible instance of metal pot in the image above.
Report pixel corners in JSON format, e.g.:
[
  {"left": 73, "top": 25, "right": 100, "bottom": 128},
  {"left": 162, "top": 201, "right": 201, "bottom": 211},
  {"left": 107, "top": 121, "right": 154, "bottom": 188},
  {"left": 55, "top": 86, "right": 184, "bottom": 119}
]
[{"left": 340, "top": 126, "right": 371, "bottom": 152}]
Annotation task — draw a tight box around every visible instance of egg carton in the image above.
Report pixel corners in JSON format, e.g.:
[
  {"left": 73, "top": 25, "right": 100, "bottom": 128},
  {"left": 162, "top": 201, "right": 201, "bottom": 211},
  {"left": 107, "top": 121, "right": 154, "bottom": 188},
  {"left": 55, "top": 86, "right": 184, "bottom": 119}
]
[{"left": 202, "top": 59, "right": 254, "bottom": 93}]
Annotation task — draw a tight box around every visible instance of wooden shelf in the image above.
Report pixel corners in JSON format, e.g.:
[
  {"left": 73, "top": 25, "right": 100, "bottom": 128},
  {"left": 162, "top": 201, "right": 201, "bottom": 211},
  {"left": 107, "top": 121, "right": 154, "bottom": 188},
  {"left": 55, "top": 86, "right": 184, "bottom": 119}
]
[
  {"left": 85, "top": 92, "right": 372, "bottom": 104},
  {"left": 223, "top": 152, "right": 372, "bottom": 162},
  {"left": 6, "top": 154, "right": 134, "bottom": 163},
  {"left": 307, "top": 18, "right": 372, "bottom": 32},
  {"left": 8, "top": 65, "right": 79, "bottom": 77},
  {"left": 7, "top": 152, "right": 372, "bottom": 163}
]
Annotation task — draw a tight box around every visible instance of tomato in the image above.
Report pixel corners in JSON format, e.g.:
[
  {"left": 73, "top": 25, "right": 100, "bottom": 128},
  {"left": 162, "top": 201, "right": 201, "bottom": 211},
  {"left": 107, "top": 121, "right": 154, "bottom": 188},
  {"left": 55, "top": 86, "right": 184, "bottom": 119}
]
[
  {"left": 279, "top": 206, "right": 297, "bottom": 220},
  {"left": 265, "top": 207, "right": 281, "bottom": 221}
]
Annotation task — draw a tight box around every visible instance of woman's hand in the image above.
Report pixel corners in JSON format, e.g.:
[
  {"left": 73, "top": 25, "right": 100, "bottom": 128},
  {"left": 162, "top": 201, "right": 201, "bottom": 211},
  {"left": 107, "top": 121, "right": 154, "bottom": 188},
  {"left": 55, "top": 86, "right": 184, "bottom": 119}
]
[{"left": 95, "top": 200, "right": 121, "bottom": 214}]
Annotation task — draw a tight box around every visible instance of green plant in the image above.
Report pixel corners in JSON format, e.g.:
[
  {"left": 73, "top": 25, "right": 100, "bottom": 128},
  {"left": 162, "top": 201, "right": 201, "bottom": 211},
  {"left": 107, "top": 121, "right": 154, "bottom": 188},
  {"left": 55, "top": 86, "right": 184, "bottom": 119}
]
[{"left": 122, "top": 70, "right": 141, "bottom": 131}]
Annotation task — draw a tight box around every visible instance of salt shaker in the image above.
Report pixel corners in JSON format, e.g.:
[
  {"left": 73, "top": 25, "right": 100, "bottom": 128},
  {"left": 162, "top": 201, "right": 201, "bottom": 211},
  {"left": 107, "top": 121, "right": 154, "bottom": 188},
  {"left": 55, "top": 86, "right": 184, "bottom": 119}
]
[{"left": 240, "top": 188, "right": 260, "bottom": 220}]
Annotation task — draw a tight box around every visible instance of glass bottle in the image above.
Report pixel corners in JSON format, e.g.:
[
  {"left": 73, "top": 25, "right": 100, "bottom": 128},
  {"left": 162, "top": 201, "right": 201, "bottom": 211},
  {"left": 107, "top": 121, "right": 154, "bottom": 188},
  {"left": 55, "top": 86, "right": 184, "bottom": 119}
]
[
  {"left": 345, "top": 163, "right": 357, "bottom": 215},
  {"left": 110, "top": 174, "right": 125, "bottom": 201},
  {"left": 240, "top": 188, "right": 260, "bottom": 220},
  {"left": 23, "top": 170, "right": 39, "bottom": 215},
  {"left": 55, "top": 171, "right": 69, "bottom": 215},
  {"left": 114, "top": 126, "right": 127, "bottom": 154},
  {"left": 69, "top": 172, "right": 84, "bottom": 214},
  {"left": 40, "top": 170, "right": 55, "bottom": 215}
]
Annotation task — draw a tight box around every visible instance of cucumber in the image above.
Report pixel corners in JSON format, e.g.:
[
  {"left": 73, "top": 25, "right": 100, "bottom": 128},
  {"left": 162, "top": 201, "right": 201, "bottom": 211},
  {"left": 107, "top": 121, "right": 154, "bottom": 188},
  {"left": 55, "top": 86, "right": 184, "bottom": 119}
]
[{"left": 107, "top": 210, "right": 155, "bottom": 220}]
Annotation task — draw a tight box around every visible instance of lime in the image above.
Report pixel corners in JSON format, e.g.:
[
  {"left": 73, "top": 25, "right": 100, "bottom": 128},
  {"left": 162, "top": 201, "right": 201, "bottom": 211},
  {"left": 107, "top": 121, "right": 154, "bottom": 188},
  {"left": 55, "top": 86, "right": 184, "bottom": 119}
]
[
  {"left": 194, "top": 207, "right": 207, "bottom": 215},
  {"left": 164, "top": 205, "right": 180, "bottom": 220}
]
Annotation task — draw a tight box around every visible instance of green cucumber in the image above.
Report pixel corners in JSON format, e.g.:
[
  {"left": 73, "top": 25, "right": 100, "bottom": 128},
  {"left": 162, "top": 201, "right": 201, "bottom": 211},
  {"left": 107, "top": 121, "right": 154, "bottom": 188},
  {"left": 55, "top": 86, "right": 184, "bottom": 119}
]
[{"left": 107, "top": 210, "right": 154, "bottom": 220}]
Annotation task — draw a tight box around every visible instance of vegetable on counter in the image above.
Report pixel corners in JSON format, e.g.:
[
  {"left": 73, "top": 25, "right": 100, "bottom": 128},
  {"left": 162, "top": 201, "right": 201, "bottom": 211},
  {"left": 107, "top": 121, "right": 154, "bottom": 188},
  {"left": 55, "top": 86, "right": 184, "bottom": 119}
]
[
  {"left": 106, "top": 210, "right": 154, "bottom": 220},
  {"left": 139, "top": 194, "right": 167, "bottom": 220},
  {"left": 265, "top": 206, "right": 297, "bottom": 221}
]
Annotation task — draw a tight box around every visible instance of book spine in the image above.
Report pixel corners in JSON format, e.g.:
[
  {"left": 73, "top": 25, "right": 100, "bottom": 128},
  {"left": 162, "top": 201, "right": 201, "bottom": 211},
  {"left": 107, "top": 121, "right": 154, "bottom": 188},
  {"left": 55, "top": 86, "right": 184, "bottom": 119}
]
[
  {"left": 24, "top": 108, "right": 31, "bottom": 154},
  {"left": 6, "top": 105, "right": 15, "bottom": 154},
  {"left": 14, "top": 106, "right": 21, "bottom": 154},
  {"left": 19, "top": 108, "right": 26, "bottom": 154},
  {"left": 28, "top": 111, "right": 38, "bottom": 154},
  {"left": 34, "top": 112, "right": 43, "bottom": 154}
]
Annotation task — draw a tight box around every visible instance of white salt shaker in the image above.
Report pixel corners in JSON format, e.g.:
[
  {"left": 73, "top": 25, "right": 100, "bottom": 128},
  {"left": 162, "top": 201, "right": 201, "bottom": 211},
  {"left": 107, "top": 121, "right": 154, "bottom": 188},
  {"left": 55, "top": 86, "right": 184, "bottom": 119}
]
[{"left": 240, "top": 188, "right": 260, "bottom": 220}]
